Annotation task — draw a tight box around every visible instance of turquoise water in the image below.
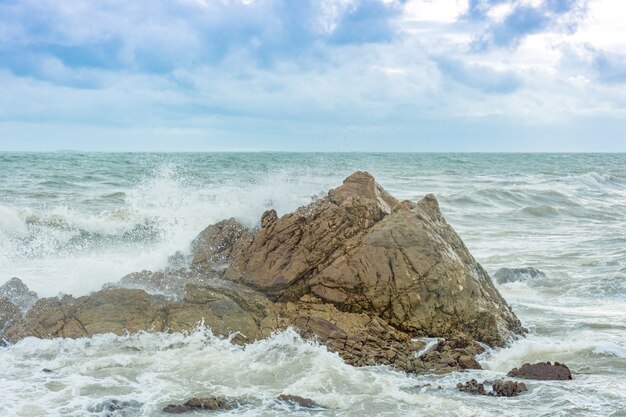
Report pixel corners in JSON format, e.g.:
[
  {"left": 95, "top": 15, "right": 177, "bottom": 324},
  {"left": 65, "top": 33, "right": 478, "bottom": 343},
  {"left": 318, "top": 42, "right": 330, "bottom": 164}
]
[{"left": 0, "top": 152, "right": 625, "bottom": 416}]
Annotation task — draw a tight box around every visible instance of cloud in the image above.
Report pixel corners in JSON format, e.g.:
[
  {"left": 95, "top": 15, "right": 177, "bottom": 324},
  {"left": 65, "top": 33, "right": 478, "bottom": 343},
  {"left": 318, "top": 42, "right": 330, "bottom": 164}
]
[
  {"left": 469, "top": 0, "right": 589, "bottom": 50},
  {"left": 593, "top": 50, "right": 626, "bottom": 84},
  {"left": 434, "top": 56, "right": 521, "bottom": 93}
]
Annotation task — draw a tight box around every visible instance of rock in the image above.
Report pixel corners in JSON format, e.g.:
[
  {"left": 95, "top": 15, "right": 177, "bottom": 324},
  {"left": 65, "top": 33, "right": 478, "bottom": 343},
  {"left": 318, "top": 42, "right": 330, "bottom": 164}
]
[
  {"left": 457, "top": 379, "right": 528, "bottom": 397},
  {"left": 493, "top": 267, "right": 546, "bottom": 284},
  {"left": 277, "top": 394, "right": 320, "bottom": 408},
  {"left": 261, "top": 209, "right": 278, "bottom": 228},
  {"left": 163, "top": 397, "right": 233, "bottom": 413},
  {"left": 216, "top": 172, "right": 524, "bottom": 347},
  {"left": 507, "top": 361, "right": 572, "bottom": 380},
  {"left": 491, "top": 379, "right": 528, "bottom": 397},
  {"left": 90, "top": 399, "right": 142, "bottom": 415},
  {"left": 42, "top": 368, "right": 53, "bottom": 373},
  {"left": 0, "top": 277, "right": 38, "bottom": 313},
  {"left": 191, "top": 218, "right": 252, "bottom": 271},
  {"left": 5, "top": 283, "right": 279, "bottom": 344},
  {"left": 0, "top": 297, "right": 21, "bottom": 334},
  {"left": 107, "top": 269, "right": 215, "bottom": 299},
  {"left": 457, "top": 379, "right": 486, "bottom": 395},
  {"left": 5, "top": 172, "right": 525, "bottom": 377}
]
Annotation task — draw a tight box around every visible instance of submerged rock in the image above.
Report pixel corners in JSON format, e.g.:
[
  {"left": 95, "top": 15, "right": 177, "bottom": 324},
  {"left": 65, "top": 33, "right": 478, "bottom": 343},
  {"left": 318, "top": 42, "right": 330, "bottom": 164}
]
[
  {"left": 493, "top": 267, "right": 546, "bottom": 284},
  {"left": 6, "top": 172, "right": 524, "bottom": 375},
  {"left": 163, "top": 397, "right": 233, "bottom": 413},
  {"left": 457, "top": 379, "right": 527, "bottom": 397},
  {"left": 507, "top": 362, "right": 572, "bottom": 380},
  {"left": 276, "top": 394, "right": 321, "bottom": 408},
  {"left": 0, "top": 277, "right": 38, "bottom": 313}
]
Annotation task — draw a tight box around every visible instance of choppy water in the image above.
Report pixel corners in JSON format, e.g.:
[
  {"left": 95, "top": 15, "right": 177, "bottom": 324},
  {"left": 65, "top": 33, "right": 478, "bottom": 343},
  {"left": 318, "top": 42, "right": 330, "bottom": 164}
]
[{"left": 0, "top": 152, "right": 625, "bottom": 416}]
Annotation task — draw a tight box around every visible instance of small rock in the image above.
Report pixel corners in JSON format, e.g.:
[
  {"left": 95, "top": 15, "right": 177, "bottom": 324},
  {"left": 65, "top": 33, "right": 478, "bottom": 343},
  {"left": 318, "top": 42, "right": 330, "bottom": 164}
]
[
  {"left": 42, "top": 368, "right": 53, "bottom": 373},
  {"left": 277, "top": 394, "right": 321, "bottom": 408},
  {"left": 507, "top": 361, "right": 572, "bottom": 380},
  {"left": 456, "top": 379, "right": 486, "bottom": 395},
  {"left": 490, "top": 379, "right": 528, "bottom": 397},
  {"left": 493, "top": 267, "right": 546, "bottom": 284},
  {"left": 163, "top": 404, "right": 191, "bottom": 414},
  {"left": 163, "top": 397, "right": 233, "bottom": 414},
  {"left": 0, "top": 277, "right": 38, "bottom": 313},
  {"left": 261, "top": 209, "right": 278, "bottom": 228}
]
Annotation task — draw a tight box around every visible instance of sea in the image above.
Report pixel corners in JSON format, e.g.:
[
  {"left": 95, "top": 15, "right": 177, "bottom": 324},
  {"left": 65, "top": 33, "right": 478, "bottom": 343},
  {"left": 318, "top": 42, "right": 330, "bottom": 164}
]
[{"left": 0, "top": 152, "right": 624, "bottom": 417}]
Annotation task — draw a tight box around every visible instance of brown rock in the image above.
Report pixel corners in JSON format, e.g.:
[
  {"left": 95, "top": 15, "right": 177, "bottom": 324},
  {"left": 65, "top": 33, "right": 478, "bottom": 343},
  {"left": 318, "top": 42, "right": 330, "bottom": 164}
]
[
  {"left": 5, "top": 283, "right": 279, "bottom": 344},
  {"left": 163, "top": 396, "right": 233, "bottom": 413},
  {"left": 491, "top": 379, "right": 528, "bottom": 397},
  {"left": 0, "top": 297, "right": 21, "bottom": 334},
  {"left": 507, "top": 361, "right": 572, "bottom": 380},
  {"left": 277, "top": 394, "right": 320, "bottom": 408},
  {"left": 457, "top": 379, "right": 486, "bottom": 395},
  {"left": 191, "top": 218, "right": 252, "bottom": 270},
  {"left": 212, "top": 172, "right": 523, "bottom": 347}
]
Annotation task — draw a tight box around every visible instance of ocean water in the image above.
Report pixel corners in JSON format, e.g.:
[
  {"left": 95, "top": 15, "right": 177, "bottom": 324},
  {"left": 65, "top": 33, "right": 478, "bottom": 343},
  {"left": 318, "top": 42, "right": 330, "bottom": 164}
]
[{"left": 0, "top": 152, "right": 624, "bottom": 416}]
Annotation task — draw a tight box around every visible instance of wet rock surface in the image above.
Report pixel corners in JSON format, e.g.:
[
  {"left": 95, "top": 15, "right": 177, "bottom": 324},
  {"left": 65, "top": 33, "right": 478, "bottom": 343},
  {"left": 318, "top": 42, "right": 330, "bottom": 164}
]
[
  {"left": 163, "top": 397, "right": 233, "bottom": 413},
  {"left": 5, "top": 172, "right": 524, "bottom": 375},
  {"left": 493, "top": 267, "right": 546, "bottom": 284},
  {"left": 276, "top": 394, "right": 321, "bottom": 408},
  {"left": 0, "top": 277, "right": 38, "bottom": 314},
  {"left": 0, "top": 297, "right": 21, "bottom": 334},
  {"left": 507, "top": 361, "right": 572, "bottom": 380},
  {"left": 457, "top": 379, "right": 528, "bottom": 397}
]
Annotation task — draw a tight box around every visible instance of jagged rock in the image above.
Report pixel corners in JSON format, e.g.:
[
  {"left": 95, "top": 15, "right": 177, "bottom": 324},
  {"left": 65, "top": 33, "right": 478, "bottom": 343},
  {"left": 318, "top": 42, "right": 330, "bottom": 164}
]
[
  {"left": 6, "top": 172, "right": 523, "bottom": 376},
  {"left": 457, "top": 379, "right": 528, "bottom": 397},
  {"left": 457, "top": 379, "right": 486, "bottom": 395},
  {"left": 277, "top": 394, "right": 321, "bottom": 408},
  {"left": 0, "top": 297, "right": 21, "bottom": 334},
  {"left": 207, "top": 171, "right": 523, "bottom": 346},
  {"left": 191, "top": 218, "right": 252, "bottom": 271},
  {"left": 163, "top": 397, "right": 233, "bottom": 413},
  {"left": 491, "top": 379, "right": 528, "bottom": 397},
  {"left": 507, "top": 362, "right": 572, "bottom": 380},
  {"left": 0, "top": 277, "right": 38, "bottom": 313},
  {"left": 493, "top": 267, "right": 546, "bottom": 284}
]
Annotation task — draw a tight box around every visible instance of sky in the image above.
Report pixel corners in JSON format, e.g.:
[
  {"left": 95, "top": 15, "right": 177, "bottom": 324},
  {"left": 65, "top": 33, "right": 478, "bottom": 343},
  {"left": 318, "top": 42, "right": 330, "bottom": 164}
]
[{"left": 0, "top": 0, "right": 625, "bottom": 151}]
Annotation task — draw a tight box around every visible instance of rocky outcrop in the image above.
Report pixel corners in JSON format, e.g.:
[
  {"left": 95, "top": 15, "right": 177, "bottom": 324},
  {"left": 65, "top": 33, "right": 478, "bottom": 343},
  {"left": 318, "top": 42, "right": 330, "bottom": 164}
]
[
  {"left": 5, "top": 283, "right": 279, "bottom": 344},
  {"left": 493, "top": 267, "right": 546, "bottom": 284},
  {"left": 5, "top": 172, "right": 524, "bottom": 376},
  {"left": 196, "top": 171, "right": 524, "bottom": 347},
  {"left": 507, "top": 362, "right": 572, "bottom": 380}
]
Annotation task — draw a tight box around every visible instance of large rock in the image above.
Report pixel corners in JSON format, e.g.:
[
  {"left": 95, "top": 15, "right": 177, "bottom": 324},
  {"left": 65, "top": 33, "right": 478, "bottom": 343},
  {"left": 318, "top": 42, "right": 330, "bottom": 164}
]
[
  {"left": 507, "top": 362, "right": 572, "bottom": 380},
  {"left": 6, "top": 172, "right": 524, "bottom": 376},
  {"left": 5, "top": 283, "right": 279, "bottom": 344},
  {"left": 199, "top": 171, "right": 523, "bottom": 346}
]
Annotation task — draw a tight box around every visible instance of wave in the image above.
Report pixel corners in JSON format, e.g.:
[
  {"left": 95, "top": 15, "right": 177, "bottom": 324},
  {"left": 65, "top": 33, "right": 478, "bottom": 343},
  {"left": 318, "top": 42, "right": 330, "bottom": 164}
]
[{"left": 0, "top": 164, "right": 338, "bottom": 296}]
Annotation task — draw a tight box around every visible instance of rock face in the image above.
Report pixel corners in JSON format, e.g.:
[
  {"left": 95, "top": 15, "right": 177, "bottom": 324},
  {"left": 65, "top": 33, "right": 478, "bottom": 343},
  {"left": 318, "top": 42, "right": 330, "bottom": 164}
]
[
  {"left": 0, "top": 297, "right": 21, "bottom": 334},
  {"left": 493, "top": 267, "right": 546, "bottom": 284},
  {"left": 5, "top": 172, "right": 524, "bottom": 375},
  {"left": 199, "top": 171, "right": 524, "bottom": 346},
  {"left": 507, "top": 362, "right": 572, "bottom": 380}
]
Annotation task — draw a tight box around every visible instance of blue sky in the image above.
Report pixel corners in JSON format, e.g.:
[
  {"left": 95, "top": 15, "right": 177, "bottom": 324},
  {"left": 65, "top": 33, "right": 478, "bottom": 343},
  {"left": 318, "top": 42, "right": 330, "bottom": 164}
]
[{"left": 0, "top": 0, "right": 625, "bottom": 151}]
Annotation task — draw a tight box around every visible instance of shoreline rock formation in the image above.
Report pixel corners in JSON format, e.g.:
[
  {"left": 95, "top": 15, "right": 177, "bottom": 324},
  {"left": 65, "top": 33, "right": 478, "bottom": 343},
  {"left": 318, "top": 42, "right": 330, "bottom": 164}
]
[{"left": 2, "top": 172, "right": 526, "bottom": 375}]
